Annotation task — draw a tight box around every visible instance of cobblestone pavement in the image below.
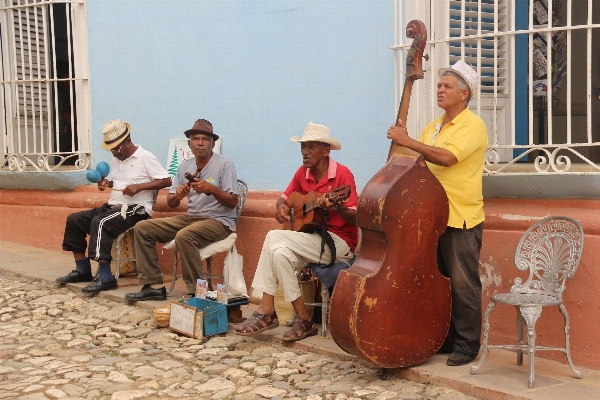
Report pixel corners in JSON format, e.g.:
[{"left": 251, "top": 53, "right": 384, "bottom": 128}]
[{"left": 0, "top": 272, "right": 477, "bottom": 400}]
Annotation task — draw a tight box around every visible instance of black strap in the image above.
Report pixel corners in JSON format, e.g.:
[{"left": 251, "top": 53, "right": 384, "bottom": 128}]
[{"left": 316, "top": 209, "right": 336, "bottom": 269}]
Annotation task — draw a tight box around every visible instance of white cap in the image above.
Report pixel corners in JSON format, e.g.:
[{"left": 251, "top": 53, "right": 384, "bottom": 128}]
[{"left": 438, "top": 60, "right": 479, "bottom": 101}]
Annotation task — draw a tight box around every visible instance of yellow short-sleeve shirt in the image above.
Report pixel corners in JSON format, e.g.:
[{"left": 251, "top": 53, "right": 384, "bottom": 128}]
[{"left": 419, "top": 107, "right": 488, "bottom": 229}]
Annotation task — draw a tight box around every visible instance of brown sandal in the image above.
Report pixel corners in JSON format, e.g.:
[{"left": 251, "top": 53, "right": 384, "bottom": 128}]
[
  {"left": 233, "top": 311, "right": 279, "bottom": 336},
  {"left": 282, "top": 316, "right": 318, "bottom": 341}
]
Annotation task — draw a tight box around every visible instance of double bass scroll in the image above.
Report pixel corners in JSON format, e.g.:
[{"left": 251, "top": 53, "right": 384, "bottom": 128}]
[
  {"left": 388, "top": 19, "right": 428, "bottom": 162},
  {"left": 328, "top": 20, "right": 451, "bottom": 369}
]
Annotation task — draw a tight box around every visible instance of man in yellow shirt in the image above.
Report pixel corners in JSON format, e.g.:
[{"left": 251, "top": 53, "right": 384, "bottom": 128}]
[{"left": 387, "top": 60, "right": 488, "bottom": 366}]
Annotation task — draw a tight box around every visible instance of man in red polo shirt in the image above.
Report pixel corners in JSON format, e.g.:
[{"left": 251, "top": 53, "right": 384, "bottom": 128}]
[{"left": 234, "top": 122, "right": 358, "bottom": 341}]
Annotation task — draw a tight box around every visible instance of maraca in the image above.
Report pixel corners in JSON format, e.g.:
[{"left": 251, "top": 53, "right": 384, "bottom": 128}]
[
  {"left": 86, "top": 161, "right": 120, "bottom": 191},
  {"left": 96, "top": 161, "right": 110, "bottom": 178},
  {"left": 86, "top": 169, "right": 102, "bottom": 183}
]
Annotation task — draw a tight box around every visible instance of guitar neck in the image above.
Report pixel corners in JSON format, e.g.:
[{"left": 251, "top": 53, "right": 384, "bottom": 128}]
[
  {"left": 301, "top": 200, "right": 318, "bottom": 213},
  {"left": 285, "top": 186, "right": 350, "bottom": 232}
]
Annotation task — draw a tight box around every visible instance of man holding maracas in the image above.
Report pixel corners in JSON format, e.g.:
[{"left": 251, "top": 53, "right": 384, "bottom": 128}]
[{"left": 56, "top": 119, "right": 171, "bottom": 293}]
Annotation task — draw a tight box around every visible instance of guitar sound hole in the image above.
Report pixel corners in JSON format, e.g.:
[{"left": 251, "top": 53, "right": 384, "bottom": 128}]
[{"left": 302, "top": 204, "right": 307, "bottom": 217}]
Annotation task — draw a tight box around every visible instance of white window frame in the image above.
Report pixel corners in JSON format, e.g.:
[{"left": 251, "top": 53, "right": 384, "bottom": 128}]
[
  {"left": 0, "top": 0, "right": 91, "bottom": 172},
  {"left": 395, "top": 0, "right": 600, "bottom": 175}
]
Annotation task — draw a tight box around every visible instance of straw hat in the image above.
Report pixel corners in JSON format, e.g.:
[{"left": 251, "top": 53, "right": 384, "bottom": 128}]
[
  {"left": 290, "top": 122, "right": 341, "bottom": 150},
  {"left": 184, "top": 119, "right": 219, "bottom": 141},
  {"left": 101, "top": 119, "right": 131, "bottom": 150},
  {"left": 438, "top": 60, "right": 479, "bottom": 101}
]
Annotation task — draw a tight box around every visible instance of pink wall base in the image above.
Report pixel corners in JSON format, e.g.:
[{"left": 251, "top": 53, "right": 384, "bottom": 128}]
[{"left": 1, "top": 188, "right": 598, "bottom": 369}]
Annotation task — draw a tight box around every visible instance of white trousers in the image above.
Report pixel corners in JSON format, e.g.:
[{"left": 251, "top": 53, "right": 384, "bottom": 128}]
[{"left": 251, "top": 229, "right": 352, "bottom": 302}]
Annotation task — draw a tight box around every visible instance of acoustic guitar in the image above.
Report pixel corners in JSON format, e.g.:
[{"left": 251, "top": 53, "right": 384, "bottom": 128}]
[{"left": 282, "top": 185, "right": 351, "bottom": 232}]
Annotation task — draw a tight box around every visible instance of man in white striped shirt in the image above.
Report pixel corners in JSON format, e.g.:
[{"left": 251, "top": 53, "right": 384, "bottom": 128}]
[{"left": 56, "top": 119, "right": 171, "bottom": 293}]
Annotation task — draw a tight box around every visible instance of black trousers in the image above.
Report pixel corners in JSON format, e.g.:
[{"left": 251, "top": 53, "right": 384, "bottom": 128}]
[
  {"left": 62, "top": 203, "right": 148, "bottom": 262},
  {"left": 437, "top": 222, "right": 484, "bottom": 357}
]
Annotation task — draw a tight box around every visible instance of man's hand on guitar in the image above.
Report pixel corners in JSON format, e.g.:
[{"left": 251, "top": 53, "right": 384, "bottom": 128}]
[
  {"left": 275, "top": 203, "right": 291, "bottom": 224},
  {"left": 317, "top": 190, "right": 336, "bottom": 210},
  {"left": 317, "top": 185, "right": 348, "bottom": 210}
]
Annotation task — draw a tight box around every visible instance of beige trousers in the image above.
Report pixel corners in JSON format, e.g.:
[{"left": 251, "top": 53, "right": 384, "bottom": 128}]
[
  {"left": 134, "top": 215, "right": 231, "bottom": 293},
  {"left": 251, "top": 230, "right": 352, "bottom": 302}
]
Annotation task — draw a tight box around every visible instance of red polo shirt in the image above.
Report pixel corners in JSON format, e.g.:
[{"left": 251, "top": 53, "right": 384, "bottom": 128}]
[{"left": 281, "top": 158, "right": 359, "bottom": 251}]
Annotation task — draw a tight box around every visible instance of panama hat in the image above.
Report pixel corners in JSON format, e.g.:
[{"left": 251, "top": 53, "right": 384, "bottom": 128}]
[
  {"left": 438, "top": 60, "right": 479, "bottom": 101},
  {"left": 290, "top": 122, "right": 341, "bottom": 150},
  {"left": 184, "top": 119, "right": 219, "bottom": 141},
  {"left": 102, "top": 119, "right": 131, "bottom": 150}
]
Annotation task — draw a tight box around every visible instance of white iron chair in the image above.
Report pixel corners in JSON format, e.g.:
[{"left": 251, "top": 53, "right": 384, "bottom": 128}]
[
  {"left": 470, "top": 216, "right": 584, "bottom": 388},
  {"left": 164, "top": 179, "right": 248, "bottom": 293}
]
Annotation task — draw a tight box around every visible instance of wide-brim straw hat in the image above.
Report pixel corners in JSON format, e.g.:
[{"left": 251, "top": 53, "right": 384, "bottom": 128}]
[
  {"left": 184, "top": 119, "right": 219, "bottom": 141},
  {"left": 438, "top": 60, "right": 479, "bottom": 101},
  {"left": 102, "top": 119, "right": 131, "bottom": 150},
  {"left": 290, "top": 122, "right": 341, "bottom": 150}
]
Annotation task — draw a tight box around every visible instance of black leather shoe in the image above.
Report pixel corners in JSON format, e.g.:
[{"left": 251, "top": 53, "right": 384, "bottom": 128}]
[
  {"left": 447, "top": 352, "right": 476, "bottom": 366},
  {"left": 125, "top": 284, "right": 167, "bottom": 301},
  {"left": 56, "top": 270, "right": 93, "bottom": 283},
  {"left": 81, "top": 277, "right": 117, "bottom": 293}
]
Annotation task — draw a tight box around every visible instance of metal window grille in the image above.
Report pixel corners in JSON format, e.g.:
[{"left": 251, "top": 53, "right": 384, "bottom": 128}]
[
  {"left": 395, "top": 0, "right": 600, "bottom": 175},
  {"left": 0, "top": 0, "right": 91, "bottom": 172}
]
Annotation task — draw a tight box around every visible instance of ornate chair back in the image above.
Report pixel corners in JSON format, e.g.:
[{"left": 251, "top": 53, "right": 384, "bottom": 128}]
[
  {"left": 235, "top": 180, "right": 248, "bottom": 221},
  {"left": 470, "top": 216, "right": 584, "bottom": 388},
  {"left": 511, "top": 216, "right": 584, "bottom": 300}
]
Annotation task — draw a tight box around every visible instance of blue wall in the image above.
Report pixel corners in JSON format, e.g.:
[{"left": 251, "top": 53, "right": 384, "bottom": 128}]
[{"left": 87, "top": 0, "right": 394, "bottom": 190}]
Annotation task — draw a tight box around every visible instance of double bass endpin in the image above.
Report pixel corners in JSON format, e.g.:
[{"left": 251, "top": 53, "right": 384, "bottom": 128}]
[{"left": 376, "top": 368, "right": 388, "bottom": 380}]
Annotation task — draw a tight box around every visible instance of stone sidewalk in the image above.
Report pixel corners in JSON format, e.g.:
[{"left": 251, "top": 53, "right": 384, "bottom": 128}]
[
  {"left": 0, "top": 271, "right": 479, "bottom": 400},
  {"left": 1, "top": 240, "right": 600, "bottom": 400}
]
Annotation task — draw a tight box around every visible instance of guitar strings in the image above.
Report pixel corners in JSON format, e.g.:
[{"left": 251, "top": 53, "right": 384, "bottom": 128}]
[
  {"left": 290, "top": 200, "right": 318, "bottom": 218},
  {"left": 287, "top": 186, "right": 349, "bottom": 219},
  {"left": 289, "top": 195, "right": 344, "bottom": 218}
]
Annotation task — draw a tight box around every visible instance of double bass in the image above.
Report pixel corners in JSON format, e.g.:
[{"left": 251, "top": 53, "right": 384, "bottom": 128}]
[{"left": 329, "top": 20, "right": 451, "bottom": 368}]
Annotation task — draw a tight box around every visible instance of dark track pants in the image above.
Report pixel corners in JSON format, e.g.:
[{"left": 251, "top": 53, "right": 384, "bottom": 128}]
[{"left": 62, "top": 203, "right": 148, "bottom": 262}]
